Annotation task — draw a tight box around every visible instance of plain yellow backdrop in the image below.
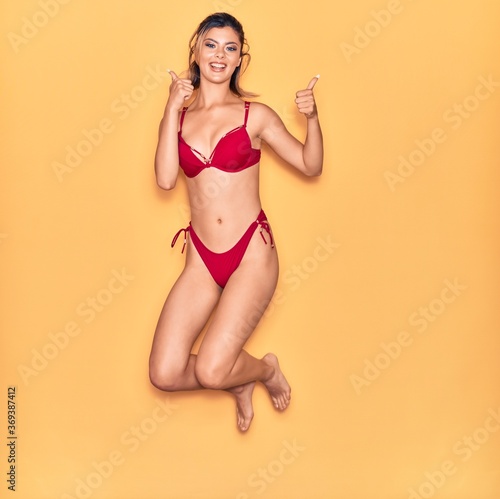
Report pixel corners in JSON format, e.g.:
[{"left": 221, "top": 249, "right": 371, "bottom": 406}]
[{"left": 1, "top": 0, "right": 500, "bottom": 498}]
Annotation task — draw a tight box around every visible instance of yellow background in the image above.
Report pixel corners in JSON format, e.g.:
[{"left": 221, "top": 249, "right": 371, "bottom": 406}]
[{"left": 1, "top": 0, "right": 499, "bottom": 498}]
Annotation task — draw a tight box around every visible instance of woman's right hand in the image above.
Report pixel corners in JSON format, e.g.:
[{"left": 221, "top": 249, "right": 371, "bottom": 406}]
[{"left": 166, "top": 70, "right": 194, "bottom": 111}]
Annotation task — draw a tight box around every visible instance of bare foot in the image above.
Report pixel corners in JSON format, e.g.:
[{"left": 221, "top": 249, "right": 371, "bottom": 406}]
[
  {"left": 262, "top": 353, "right": 291, "bottom": 411},
  {"left": 228, "top": 381, "right": 256, "bottom": 432}
]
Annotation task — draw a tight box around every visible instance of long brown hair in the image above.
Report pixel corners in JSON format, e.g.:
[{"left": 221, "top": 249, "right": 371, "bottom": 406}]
[{"left": 187, "top": 12, "right": 257, "bottom": 98}]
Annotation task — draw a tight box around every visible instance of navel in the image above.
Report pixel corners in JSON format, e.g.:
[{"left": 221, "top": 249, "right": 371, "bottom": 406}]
[{"left": 217, "top": 218, "right": 222, "bottom": 224}]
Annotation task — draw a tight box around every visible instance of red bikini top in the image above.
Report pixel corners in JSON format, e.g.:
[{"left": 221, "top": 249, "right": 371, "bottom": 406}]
[{"left": 178, "top": 101, "right": 261, "bottom": 178}]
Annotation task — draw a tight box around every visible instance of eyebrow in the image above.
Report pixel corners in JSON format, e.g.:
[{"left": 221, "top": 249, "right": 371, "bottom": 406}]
[{"left": 204, "top": 37, "right": 239, "bottom": 46}]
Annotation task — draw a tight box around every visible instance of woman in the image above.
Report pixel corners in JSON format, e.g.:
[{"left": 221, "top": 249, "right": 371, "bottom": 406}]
[{"left": 149, "top": 12, "right": 323, "bottom": 432}]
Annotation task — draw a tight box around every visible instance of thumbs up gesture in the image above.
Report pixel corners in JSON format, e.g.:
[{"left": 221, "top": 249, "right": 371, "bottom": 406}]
[
  {"left": 166, "top": 69, "right": 194, "bottom": 111},
  {"left": 295, "top": 75, "right": 320, "bottom": 119}
]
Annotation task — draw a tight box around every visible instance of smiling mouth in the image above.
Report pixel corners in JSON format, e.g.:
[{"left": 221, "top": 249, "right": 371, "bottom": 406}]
[{"left": 210, "top": 63, "right": 227, "bottom": 71}]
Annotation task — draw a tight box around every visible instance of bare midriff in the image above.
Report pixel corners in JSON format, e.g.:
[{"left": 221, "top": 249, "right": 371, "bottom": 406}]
[{"left": 186, "top": 162, "right": 261, "bottom": 252}]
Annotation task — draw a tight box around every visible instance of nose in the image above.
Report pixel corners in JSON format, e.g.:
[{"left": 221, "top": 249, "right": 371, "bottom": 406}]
[{"left": 215, "top": 47, "right": 225, "bottom": 59}]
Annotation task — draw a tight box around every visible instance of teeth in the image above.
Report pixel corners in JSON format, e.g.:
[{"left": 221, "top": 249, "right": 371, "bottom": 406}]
[{"left": 210, "top": 63, "right": 226, "bottom": 68}]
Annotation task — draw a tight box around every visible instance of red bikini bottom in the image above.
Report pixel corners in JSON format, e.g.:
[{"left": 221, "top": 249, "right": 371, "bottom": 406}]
[{"left": 171, "top": 210, "right": 274, "bottom": 288}]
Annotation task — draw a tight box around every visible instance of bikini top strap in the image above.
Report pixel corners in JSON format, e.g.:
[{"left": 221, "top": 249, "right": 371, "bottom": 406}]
[
  {"left": 243, "top": 101, "right": 250, "bottom": 126},
  {"left": 179, "top": 107, "right": 188, "bottom": 132}
]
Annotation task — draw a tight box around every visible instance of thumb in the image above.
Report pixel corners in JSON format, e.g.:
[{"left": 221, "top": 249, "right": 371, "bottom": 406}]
[
  {"left": 167, "top": 69, "right": 178, "bottom": 81},
  {"left": 307, "top": 74, "right": 320, "bottom": 90}
]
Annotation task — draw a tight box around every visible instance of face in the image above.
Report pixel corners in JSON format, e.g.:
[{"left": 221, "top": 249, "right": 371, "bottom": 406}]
[{"left": 196, "top": 27, "right": 242, "bottom": 83}]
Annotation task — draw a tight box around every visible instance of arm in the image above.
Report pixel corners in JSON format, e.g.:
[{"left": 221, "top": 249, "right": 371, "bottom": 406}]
[
  {"left": 154, "top": 70, "right": 194, "bottom": 190},
  {"left": 259, "top": 76, "right": 323, "bottom": 177}
]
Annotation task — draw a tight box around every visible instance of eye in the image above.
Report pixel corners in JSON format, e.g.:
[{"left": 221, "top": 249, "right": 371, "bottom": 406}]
[
  {"left": 227, "top": 46, "right": 238, "bottom": 52},
  {"left": 205, "top": 42, "right": 216, "bottom": 49}
]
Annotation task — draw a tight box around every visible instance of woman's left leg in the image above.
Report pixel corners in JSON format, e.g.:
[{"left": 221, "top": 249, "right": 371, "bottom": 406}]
[{"left": 195, "top": 230, "right": 291, "bottom": 429}]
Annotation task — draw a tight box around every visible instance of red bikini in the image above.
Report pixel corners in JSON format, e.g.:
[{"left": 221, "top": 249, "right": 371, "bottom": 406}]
[
  {"left": 171, "top": 101, "right": 274, "bottom": 288},
  {"left": 177, "top": 101, "right": 261, "bottom": 177}
]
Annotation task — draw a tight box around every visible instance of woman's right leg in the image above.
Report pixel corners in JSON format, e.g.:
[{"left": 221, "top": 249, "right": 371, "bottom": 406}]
[
  {"left": 149, "top": 261, "right": 260, "bottom": 431},
  {"left": 149, "top": 261, "right": 221, "bottom": 391}
]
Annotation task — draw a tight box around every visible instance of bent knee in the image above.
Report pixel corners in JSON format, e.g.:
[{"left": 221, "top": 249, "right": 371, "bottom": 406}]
[
  {"left": 149, "top": 363, "right": 183, "bottom": 392},
  {"left": 194, "top": 362, "right": 228, "bottom": 390}
]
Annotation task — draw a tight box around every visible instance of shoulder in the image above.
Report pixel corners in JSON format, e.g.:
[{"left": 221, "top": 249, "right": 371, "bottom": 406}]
[
  {"left": 247, "top": 101, "right": 283, "bottom": 130},
  {"left": 247, "top": 101, "right": 275, "bottom": 117}
]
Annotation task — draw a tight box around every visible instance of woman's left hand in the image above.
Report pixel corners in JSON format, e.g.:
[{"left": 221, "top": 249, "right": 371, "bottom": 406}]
[{"left": 295, "top": 75, "right": 319, "bottom": 119}]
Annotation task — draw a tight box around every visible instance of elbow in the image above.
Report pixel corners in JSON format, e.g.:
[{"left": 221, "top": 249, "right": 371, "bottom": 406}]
[
  {"left": 154, "top": 159, "right": 177, "bottom": 190},
  {"left": 304, "top": 164, "right": 323, "bottom": 177},
  {"left": 155, "top": 168, "right": 177, "bottom": 190},
  {"left": 307, "top": 169, "right": 322, "bottom": 177},
  {"left": 156, "top": 176, "right": 176, "bottom": 190}
]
